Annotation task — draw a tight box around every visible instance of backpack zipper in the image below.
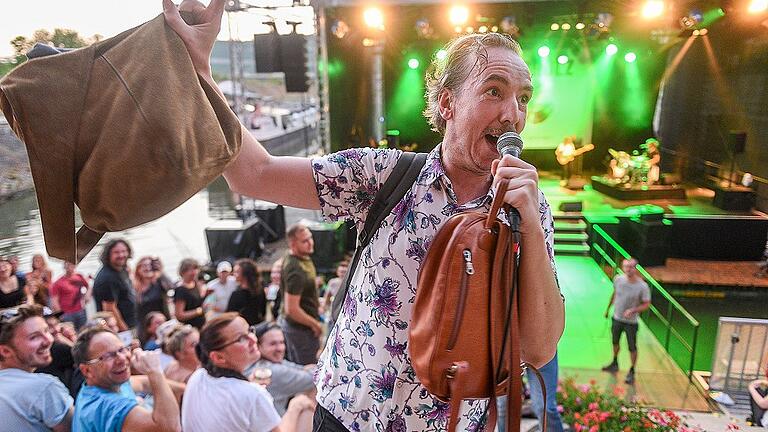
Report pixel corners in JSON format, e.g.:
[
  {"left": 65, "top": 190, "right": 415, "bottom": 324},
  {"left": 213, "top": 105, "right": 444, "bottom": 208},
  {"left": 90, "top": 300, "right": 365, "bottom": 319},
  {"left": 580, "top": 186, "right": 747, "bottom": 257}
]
[{"left": 447, "top": 249, "right": 473, "bottom": 350}]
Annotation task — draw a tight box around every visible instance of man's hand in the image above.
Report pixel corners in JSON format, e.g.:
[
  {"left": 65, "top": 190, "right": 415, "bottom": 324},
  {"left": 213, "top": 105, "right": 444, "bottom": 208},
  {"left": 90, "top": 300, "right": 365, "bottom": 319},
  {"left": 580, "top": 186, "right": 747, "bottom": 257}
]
[
  {"left": 491, "top": 155, "right": 542, "bottom": 235},
  {"left": 162, "top": 0, "right": 226, "bottom": 76},
  {"left": 622, "top": 309, "right": 636, "bottom": 319},
  {"left": 131, "top": 349, "right": 164, "bottom": 375}
]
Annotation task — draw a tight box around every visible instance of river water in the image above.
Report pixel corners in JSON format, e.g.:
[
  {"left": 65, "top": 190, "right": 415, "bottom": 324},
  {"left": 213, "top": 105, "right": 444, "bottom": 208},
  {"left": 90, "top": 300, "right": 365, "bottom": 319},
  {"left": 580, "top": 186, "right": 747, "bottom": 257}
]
[{"left": 0, "top": 177, "right": 320, "bottom": 280}]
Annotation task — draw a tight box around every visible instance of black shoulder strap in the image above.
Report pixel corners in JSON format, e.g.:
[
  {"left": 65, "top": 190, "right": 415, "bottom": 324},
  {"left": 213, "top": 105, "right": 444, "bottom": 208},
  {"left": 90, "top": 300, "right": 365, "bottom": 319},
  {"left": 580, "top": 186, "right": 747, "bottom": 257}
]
[{"left": 330, "top": 152, "right": 427, "bottom": 323}]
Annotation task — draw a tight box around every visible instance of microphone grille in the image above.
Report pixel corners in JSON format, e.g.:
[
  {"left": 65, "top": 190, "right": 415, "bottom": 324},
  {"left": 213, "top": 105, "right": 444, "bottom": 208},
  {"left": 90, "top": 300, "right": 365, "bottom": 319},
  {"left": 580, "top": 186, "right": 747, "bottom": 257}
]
[{"left": 496, "top": 131, "right": 524, "bottom": 158}]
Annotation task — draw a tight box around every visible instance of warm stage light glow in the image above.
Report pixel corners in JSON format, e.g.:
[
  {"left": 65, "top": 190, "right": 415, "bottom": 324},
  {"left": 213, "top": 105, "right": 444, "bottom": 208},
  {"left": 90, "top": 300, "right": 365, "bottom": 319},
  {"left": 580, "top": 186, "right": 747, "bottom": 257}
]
[
  {"left": 550, "top": 23, "right": 560, "bottom": 31},
  {"left": 363, "top": 7, "right": 384, "bottom": 30},
  {"left": 538, "top": 46, "right": 550, "bottom": 57},
  {"left": 748, "top": 0, "right": 768, "bottom": 14},
  {"left": 436, "top": 49, "right": 448, "bottom": 61},
  {"left": 449, "top": 6, "right": 470, "bottom": 26},
  {"left": 557, "top": 55, "right": 569, "bottom": 64},
  {"left": 606, "top": 44, "right": 618, "bottom": 56},
  {"left": 408, "top": 58, "right": 419, "bottom": 69},
  {"left": 575, "top": 22, "right": 585, "bottom": 30},
  {"left": 625, "top": 52, "right": 637, "bottom": 63},
  {"left": 700, "top": 28, "right": 709, "bottom": 35},
  {"left": 478, "top": 25, "right": 488, "bottom": 33},
  {"left": 642, "top": 0, "right": 665, "bottom": 19},
  {"left": 562, "top": 23, "right": 572, "bottom": 30}
]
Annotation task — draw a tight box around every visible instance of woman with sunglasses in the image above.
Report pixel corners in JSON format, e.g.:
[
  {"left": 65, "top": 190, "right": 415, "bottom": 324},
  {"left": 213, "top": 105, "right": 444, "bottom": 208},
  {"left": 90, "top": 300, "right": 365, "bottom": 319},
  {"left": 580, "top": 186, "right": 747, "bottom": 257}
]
[{"left": 182, "top": 313, "right": 314, "bottom": 432}]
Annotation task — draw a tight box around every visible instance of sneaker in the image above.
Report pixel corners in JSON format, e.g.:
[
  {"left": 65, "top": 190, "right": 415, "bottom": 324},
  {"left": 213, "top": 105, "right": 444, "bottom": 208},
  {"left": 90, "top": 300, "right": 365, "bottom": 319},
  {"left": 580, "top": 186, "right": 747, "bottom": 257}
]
[
  {"left": 601, "top": 362, "right": 619, "bottom": 372},
  {"left": 625, "top": 370, "right": 635, "bottom": 385}
]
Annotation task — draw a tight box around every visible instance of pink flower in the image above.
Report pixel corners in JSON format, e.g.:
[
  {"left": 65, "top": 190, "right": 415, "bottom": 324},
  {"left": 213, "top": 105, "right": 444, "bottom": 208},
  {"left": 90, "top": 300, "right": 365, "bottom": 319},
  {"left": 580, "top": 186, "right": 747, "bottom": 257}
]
[
  {"left": 588, "top": 402, "right": 599, "bottom": 411},
  {"left": 557, "top": 405, "right": 564, "bottom": 413}
]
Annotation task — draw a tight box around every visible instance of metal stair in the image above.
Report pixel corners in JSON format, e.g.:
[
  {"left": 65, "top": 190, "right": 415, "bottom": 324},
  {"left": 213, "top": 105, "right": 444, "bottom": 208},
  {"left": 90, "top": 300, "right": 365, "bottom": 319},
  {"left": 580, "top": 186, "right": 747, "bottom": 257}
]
[{"left": 553, "top": 214, "right": 590, "bottom": 256}]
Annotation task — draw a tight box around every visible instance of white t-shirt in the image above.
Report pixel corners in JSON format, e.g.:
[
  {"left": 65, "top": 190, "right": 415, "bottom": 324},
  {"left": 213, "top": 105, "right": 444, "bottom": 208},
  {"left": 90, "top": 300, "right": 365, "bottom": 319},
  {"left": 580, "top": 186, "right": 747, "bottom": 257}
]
[
  {"left": 182, "top": 368, "right": 281, "bottom": 432},
  {"left": 206, "top": 276, "right": 239, "bottom": 314}
]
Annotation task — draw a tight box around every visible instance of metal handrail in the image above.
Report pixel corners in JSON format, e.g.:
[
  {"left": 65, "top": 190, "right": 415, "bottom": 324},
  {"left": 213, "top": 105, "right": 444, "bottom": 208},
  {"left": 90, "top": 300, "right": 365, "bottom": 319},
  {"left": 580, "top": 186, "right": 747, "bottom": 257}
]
[{"left": 591, "top": 225, "right": 701, "bottom": 378}]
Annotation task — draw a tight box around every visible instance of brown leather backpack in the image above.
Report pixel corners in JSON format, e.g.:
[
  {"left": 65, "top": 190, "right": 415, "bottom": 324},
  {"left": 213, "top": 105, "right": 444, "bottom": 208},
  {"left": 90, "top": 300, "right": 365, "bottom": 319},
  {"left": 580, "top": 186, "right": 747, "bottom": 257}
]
[{"left": 410, "top": 179, "right": 544, "bottom": 432}]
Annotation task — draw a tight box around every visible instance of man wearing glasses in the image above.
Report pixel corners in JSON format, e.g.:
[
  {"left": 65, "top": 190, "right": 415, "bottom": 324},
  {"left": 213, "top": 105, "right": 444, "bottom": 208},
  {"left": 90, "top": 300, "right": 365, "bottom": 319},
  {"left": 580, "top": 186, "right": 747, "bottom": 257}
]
[
  {"left": 71, "top": 326, "right": 182, "bottom": 432},
  {"left": 0, "top": 304, "right": 74, "bottom": 432}
]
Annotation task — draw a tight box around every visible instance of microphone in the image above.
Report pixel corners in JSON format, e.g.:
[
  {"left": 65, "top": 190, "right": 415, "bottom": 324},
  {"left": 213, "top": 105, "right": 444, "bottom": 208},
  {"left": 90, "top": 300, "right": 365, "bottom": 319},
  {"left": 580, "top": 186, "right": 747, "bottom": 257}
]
[
  {"left": 495, "top": 131, "right": 524, "bottom": 231},
  {"left": 496, "top": 131, "right": 524, "bottom": 158}
]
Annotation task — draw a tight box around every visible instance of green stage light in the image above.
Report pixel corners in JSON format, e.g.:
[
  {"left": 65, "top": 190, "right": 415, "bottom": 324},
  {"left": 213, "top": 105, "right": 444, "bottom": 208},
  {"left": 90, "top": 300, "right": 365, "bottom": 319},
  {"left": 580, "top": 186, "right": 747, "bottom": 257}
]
[
  {"left": 624, "top": 52, "right": 637, "bottom": 63},
  {"left": 606, "top": 44, "right": 618, "bottom": 56},
  {"left": 557, "top": 55, "right": 569, "bottom": 64},
  {"left": 408, "top": 58, "right": 420, "bottom": 69},
  {"left": 538, "top": 46, "right": 551, "bottom": 57},
  {"left": 436, "top": 49, "right": 447, "bottom": 61}
]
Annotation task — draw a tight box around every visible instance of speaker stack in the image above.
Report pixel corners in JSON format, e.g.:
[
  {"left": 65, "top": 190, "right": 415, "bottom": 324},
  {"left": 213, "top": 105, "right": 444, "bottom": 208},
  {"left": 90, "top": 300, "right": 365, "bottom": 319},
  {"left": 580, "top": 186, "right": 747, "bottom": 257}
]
[{"left": 205, "top": 219, "right": 263, "bottom": 263}]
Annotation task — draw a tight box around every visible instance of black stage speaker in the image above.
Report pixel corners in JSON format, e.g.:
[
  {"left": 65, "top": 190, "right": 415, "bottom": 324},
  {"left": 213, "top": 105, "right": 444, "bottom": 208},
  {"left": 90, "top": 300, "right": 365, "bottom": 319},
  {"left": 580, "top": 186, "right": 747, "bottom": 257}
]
[
  {"left": 713, "top": 188, "right": 755, "bottom": 211},
  {"left": 559, "top": 201, "right": 583, "bottom": 212},
  {"left": 240, "top": 201, "right": 285, "bottom": 243},
  {"left": 303, "top": 220, "right": 346, "bottom": 273},
  {"left": 205, "top": 220, "right": 263, "bottom": 263},
  {"left": 619, "top": 217, "right": 671, "bottom": 267},
  {"left": 279, "top": 34, "right": 309, "bottom": 93},
  {"left": 254, "top": 33, "right": 281, "bottom": 73},
  {"left": 728, "top": 131, "right": 747, "bottom": 154}
]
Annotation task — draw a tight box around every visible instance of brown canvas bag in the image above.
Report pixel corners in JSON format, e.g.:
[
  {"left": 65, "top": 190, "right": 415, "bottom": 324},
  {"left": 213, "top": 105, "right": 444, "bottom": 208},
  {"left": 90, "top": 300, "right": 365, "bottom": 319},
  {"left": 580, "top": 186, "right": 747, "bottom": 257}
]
[
  {"left": 0, "top": 14, "right": 242, "bottom": 264},
  {"left": 410, "top": 179, "right": 545, "bottom": 432}
]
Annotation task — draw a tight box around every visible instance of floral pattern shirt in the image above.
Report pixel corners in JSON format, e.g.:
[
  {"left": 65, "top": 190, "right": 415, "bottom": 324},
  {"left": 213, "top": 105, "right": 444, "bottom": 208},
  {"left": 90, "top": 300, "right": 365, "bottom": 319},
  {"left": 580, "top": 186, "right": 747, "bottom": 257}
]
[{"left": 311, "top": 145, "right": 557, "bottom": 432}]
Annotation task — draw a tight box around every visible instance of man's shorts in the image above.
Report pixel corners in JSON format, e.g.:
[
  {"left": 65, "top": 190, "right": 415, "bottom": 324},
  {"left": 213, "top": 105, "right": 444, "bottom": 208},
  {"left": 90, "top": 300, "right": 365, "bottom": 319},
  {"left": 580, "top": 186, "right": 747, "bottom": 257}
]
[{"left": 611, "top": 318, "right": 638, "bottom": 352}]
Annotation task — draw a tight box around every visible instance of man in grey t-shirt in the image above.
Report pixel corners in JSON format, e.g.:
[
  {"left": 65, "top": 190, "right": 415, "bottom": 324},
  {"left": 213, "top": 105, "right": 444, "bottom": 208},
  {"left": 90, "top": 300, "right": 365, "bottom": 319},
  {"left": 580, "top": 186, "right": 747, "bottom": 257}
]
[
  {"left": 602, "top": 258, "right": 651, "bottom": 385},
  {"left": 0, "top": 305, "right": 74, "bottom": 432}
]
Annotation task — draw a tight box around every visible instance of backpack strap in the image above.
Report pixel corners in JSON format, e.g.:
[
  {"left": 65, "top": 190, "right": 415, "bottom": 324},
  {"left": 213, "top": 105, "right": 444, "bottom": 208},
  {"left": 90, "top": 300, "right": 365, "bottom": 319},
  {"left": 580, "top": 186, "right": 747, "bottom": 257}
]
[{"left": 330, "top": 151, "right": 428, "bottom": 323}]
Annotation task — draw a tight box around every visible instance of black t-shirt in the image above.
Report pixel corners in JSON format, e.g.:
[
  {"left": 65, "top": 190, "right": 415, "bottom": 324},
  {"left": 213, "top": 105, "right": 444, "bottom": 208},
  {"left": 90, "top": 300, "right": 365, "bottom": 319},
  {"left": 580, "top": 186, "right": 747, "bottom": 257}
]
[
  {"left": 35, "top": 341, "right": 74, "bottom": 389},
  {"left": 226, "top": 288, "right": 266, "bottom": 326},
  {"left": 174, "top": 284, "right": 205, "bottom": 329},
  {"left": 0, "top": 275, "right": 25, "bottom": 309},
  {"left": 93, "top": 265, "right": 137, "bottom": 328},
  {"left": 136, "top": 280, "right": 168, "bottom": 324}
]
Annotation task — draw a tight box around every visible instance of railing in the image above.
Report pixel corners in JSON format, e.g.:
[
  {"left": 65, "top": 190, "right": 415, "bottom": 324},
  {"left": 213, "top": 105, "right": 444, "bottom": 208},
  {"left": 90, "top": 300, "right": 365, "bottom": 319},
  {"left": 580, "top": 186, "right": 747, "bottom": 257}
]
[{"left": 590, "top": 224, "right": 701, "bottom": 379}]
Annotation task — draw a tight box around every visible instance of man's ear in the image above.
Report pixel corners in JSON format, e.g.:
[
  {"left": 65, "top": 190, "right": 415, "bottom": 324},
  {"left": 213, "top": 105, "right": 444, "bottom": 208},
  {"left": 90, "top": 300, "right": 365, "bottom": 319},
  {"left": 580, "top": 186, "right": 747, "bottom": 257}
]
[
  {"left": 78, "top": 363, "right": 91, "bottom": 380},
  {"left": 438, "top": 88, "right": 453, "bottom": 121},
  {"left": 0, "top": 344, "right": 13, "bottom": 362}
]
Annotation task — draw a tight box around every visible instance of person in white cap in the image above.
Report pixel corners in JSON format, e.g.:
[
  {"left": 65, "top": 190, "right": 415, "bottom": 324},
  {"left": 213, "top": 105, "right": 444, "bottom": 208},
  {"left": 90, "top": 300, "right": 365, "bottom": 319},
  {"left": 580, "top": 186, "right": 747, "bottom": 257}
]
[{"left": 205, "top": 261, "right": 238, "bottom": 318}]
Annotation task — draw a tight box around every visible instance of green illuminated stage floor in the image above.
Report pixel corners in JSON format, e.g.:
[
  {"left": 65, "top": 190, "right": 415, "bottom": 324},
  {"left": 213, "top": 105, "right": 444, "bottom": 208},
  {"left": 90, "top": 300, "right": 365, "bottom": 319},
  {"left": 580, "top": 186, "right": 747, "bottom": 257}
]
[{"left": 555, "top": 255, "right": 712, "bottom": 412}]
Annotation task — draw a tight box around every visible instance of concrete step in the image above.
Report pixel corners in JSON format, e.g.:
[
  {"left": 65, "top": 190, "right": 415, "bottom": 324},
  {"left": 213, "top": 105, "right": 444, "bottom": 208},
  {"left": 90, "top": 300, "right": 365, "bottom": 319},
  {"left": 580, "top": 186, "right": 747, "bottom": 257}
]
[
  {"left": 554, "top": 243, "right": 591, "bottom": 256},
  {"left": 555, "top": 232, "right": 590, "bottom": 243}
]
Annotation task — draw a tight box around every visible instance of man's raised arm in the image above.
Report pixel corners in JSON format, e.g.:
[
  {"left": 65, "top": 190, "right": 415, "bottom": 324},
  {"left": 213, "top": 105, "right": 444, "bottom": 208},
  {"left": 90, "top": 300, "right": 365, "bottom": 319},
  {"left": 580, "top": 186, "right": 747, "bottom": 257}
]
[{"left": 162, "top": 0, "right": 320, "bottom": 209}]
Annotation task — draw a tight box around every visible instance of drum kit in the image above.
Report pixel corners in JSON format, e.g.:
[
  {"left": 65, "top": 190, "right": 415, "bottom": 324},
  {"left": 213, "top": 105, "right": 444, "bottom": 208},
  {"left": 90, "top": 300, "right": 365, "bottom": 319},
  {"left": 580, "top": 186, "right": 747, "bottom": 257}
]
[{"left": 608, "top": 148, "right": 652, "bottom": 185}]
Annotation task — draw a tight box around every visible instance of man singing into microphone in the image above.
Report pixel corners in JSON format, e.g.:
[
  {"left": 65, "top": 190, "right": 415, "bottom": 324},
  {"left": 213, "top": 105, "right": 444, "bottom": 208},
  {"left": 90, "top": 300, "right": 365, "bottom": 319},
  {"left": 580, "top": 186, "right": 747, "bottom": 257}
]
[{"left": 164, "top": 1, "right": 564, "bottom": 430}]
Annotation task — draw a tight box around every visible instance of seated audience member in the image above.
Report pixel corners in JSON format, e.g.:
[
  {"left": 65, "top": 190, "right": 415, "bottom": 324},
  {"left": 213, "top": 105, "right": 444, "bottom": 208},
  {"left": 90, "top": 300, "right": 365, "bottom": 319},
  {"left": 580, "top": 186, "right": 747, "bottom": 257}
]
[
  {"left": 163, "top": 324, "right": 200, "bottom": 383},
  {"left": 0, "top": 304, "right": 74, "bottom": 431},
  {"left": 226, "top": 259, "right": 267, "bottom": 325},
  {"left": 50, "top": 262, "right": 91, "bottom": 330},
  {"left": 173, "top": 259, "right": 206, "bottom": 329},
  {"left": 139, "top": 312, "right": 167, "bottom": 351},
  {"left": 71, "top": 326, "right": 182, "bottom": 432},
  {"left": 36, "top": 311, "right": 77, "bottom": 390},
  {"left": 251, "top": 323, "right": 316, "bottom": 415},
  {"left": 205, "top": 261, "right": 238, "bottom": 317},
  {"left": 182, "top": 313, "right": 314, "bottom": 432},
  {"left": 0, "top": 256, "right": 27, "bottom": 308}
]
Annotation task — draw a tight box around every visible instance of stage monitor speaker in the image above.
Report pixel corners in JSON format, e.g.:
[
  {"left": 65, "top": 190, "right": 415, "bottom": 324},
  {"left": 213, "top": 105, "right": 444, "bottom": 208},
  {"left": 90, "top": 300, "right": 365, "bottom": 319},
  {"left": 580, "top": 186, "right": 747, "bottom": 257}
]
[
  {"left": 205, "top": 219, "right": 263, "bottom": 263},
  {"left": 559, "top": 201, "right": 583, "bottom": 212},
  {"left": 728, "top": 131, "right": 747, "bottom": 154},
  {"left": 279, "top": 34, "right": 309, "bottom": 93},
  {"left": 241, "top": 201, "right": 285, "bottom": 243}
]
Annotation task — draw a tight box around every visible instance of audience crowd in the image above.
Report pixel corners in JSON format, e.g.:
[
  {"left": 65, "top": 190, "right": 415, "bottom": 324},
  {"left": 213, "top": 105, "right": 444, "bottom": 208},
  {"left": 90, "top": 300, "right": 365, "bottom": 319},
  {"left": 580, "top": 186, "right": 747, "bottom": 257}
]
[{"left": 0, "top": 224, "right": 341, "bottom": 432}]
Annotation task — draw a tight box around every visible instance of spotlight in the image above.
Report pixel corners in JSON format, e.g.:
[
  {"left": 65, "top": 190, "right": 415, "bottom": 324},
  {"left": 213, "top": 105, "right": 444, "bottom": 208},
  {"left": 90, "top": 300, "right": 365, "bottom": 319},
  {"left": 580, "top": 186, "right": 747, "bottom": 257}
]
[
  {"left": 624, "top": 52, "right": 637, "bottom": 63},
  {"left": 597, "top": 13, "right": 614, "bottom": 28},
  {"left": 692, "top": 29, "right": 700, "bottom": 36},
  {"left": 435, "top": 49, "right": 448, "bottom": 61},
  {"left": 408, "top": 58, "right": 420, "bottom": 69},
  {"left": 363, "top": 7, "right": 384, "bottom": 30},
  {"left": 576, "top": 22, "right": 585, "bottom": 30},
  {"left": 606, "top": 43, "right": 618, "bottom": 56},
  {"left": 449, "top": 5, "right": 470, "bottom": 26},
  {"left": 331, "top": 19, "right": 349, "bottom": 39},
  {"left": 465, "top": 26, "right": 474, "bottom": 33},
  {"left": 748, "top": 0, "right": 768, "bottom": 14},
  {"left": 362, "top": 38, "right": 375, "bottom": 47},
  {"left": 551, "top": 23, "right": 560, "bottom": 31},
  {"left": 700, "top": 28, "right": 709, "bottom": 35},
  {"left": 538, "top": 46, "right": 551, "bottom": 57},
  {"left": 454, "top": 26, "right": 463, "bottom": 33},
  {"left": 557, "top": 55, "right": 569, "bottom": 64},
  {"left": 642, "top": 0, "right": 665, "bottom": 19},
  {"left": 562, "top": 23, "right": 572, "bottom": 30},
  {"left": 478, "top": 25, "right": 488, "bottom": 33},
  {"left": 491, "top": 26, "right": 499, "bottom": 32}
]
